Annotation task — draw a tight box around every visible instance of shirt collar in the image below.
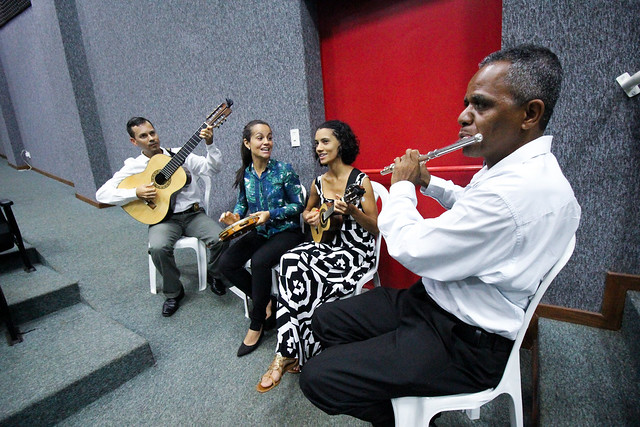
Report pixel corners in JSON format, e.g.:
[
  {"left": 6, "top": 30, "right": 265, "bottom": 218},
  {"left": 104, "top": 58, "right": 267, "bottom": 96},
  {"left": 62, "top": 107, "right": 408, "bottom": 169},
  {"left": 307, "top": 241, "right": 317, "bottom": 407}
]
[
  {"left": 471, "top": 135, "right": 553, "bottom": 183},
  {"left": 249, "top": 158, "right": 274, "bottom": 174}
]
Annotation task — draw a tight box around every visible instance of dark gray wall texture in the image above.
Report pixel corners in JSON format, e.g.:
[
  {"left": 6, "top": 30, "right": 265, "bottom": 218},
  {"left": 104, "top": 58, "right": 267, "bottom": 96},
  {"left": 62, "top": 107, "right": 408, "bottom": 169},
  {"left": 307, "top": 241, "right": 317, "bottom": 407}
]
[{"left": 0, "top": 0, "right": 638, "bottom": 313}]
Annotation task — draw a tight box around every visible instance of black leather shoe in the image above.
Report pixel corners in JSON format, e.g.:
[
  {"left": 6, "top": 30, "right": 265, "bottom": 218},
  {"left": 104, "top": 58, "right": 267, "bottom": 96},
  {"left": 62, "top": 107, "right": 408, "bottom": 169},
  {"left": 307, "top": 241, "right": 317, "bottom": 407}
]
[
  {"left": 162, "top": 287, "right": 185, "bottom": 317},
  {"left": 208, "top": 276, "right": 226, "bottom": 296},
  {"left": 237, "top": 329, "right": 264, "bottom": 357}
]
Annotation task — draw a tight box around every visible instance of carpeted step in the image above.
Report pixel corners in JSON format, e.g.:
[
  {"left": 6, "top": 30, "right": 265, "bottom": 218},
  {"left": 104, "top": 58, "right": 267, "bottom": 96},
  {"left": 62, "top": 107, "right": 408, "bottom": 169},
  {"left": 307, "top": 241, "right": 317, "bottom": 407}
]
[
  {"left": 0, "top": 303, "right": 155, "bottom": 425},
  {"left": 0, "top": 259, "right": 81, "bottom": 325},
  {"left": 538, "top": 317, "right": 640, "bottom": 426},
  {"left": 0, "top": 243, "right": 40, "bottom": 274}
]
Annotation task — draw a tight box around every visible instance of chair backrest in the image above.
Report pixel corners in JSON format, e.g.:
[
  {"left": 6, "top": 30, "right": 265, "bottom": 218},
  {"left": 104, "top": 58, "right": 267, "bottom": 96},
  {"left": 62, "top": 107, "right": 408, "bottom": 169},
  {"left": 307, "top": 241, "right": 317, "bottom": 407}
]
[
  {"left": 510, "top": 234, "right": 576, "bottom": 357},
  {"left": 298, "top": 184, "right": 308, "bottom": 231},
  {"left": 369, "top": 181, "right": 389, "bottom": 272}
]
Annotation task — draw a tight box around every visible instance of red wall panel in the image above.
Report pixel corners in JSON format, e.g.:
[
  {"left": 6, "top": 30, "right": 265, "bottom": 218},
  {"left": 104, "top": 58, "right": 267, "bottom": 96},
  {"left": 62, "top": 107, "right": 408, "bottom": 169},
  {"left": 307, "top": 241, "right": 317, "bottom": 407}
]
[{"left": 318, "top": 0, "right": 502, "bottom": 288}]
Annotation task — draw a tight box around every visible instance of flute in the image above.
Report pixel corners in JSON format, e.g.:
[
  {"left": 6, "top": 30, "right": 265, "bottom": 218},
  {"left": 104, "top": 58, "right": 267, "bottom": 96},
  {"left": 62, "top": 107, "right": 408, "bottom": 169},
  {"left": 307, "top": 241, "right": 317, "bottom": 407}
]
[{"left": 379, "top": 133, "right": 483, "bottom": 175}]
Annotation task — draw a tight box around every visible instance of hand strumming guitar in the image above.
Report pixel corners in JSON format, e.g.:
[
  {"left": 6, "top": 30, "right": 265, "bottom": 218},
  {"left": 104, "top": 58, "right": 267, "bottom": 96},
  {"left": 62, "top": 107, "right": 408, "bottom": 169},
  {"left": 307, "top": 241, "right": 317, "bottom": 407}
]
[
  {"left": 303, "top": 208, "right": 321, "bottom": 228},
  {"left": 332, "top": 194, "right": 357, "bottom": 216},
  {"left": 136, "top": 183, "right": 157, "bottom": 202}
]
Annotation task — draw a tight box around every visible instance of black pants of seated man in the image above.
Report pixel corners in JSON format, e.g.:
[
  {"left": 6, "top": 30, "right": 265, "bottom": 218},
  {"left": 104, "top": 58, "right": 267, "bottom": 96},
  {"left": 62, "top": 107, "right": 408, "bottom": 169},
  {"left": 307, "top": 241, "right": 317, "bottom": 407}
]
[{"left": 299, "top": 281, "right": 513, "bottom": 426}]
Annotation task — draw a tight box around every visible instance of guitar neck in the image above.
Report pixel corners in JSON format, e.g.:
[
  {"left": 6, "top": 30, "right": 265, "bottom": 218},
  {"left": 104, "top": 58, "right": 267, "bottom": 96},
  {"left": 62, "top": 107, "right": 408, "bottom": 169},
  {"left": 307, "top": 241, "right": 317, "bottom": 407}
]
[{"left": 160, "top": 122, "right": 208, "bottom": 178}]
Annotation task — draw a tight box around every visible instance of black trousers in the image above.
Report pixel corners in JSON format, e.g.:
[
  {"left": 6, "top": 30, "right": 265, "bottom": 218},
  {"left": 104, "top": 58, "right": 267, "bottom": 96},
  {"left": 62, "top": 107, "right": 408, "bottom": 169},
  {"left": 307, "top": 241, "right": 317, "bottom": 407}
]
[
  {"left": 299, "top": 282, "right": 513, "bottom": 426},
  {"left": 219, "top": 229, "right": 303, "bottom": 330}
]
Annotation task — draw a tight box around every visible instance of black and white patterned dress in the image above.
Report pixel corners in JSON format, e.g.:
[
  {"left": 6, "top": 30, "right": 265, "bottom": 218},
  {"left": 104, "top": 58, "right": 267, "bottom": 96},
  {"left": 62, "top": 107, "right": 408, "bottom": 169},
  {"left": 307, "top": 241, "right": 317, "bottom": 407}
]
[{"left": 276, "top": 170, "right": 376, "bottom": 366}]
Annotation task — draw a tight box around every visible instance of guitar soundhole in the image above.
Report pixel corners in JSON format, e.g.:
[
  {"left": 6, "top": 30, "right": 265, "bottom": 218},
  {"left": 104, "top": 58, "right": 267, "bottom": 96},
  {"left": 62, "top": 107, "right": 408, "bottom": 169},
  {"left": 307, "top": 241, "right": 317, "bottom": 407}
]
[{"left": 151, "top": 170, "right": 171, "bottom": 189}]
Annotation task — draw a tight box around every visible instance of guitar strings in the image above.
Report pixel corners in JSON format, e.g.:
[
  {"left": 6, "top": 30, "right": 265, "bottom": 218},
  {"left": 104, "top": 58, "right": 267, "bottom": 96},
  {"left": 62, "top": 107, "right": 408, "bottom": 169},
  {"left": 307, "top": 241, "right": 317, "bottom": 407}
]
[{"left": 159, "top": 110, "right": 229, "bottom": 179}]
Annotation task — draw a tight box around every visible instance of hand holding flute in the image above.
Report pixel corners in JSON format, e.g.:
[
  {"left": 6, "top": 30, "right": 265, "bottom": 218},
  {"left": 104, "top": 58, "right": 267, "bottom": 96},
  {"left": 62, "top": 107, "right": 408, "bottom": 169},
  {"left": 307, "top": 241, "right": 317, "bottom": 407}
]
[
  {"left": 380, "top": 133, "right": 483, "bottom": 176},
  {"left": 381, "top": 133, "right": 482, "bottom": 187}
]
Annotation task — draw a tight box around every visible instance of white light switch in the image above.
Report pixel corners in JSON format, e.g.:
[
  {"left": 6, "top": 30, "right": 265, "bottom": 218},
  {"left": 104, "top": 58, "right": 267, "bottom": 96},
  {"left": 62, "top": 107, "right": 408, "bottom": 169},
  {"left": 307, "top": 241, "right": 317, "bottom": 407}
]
[{"left": 290, "top": 128, "right": 300, "bottom": 147}]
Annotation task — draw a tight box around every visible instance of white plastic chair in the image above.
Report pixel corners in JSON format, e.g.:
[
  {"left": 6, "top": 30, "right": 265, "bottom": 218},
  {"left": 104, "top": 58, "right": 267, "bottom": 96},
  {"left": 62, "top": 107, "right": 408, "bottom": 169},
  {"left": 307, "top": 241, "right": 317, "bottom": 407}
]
[
  {"left": 149, "top": 175, "right": 212, "bottom": 294},
  {"left": 391, "top": 234, "right": 576, "bottom": 427},
  {"left": 354, "top": 180, "right": 388, "bottom": 295}
]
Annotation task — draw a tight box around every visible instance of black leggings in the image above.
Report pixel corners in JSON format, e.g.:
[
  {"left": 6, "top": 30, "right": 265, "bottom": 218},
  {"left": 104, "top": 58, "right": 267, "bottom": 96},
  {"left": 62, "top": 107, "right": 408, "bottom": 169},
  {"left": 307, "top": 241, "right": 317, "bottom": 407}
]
[{"left": 220, "top": 229, "right": 303, "bottom": 330}]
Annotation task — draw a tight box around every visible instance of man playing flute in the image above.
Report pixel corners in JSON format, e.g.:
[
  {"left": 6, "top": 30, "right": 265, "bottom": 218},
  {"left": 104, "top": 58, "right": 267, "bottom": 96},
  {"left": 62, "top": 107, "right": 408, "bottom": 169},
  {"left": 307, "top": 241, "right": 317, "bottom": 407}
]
[{"left": 299, "top": 44, "right": 581, "bottom": 426}]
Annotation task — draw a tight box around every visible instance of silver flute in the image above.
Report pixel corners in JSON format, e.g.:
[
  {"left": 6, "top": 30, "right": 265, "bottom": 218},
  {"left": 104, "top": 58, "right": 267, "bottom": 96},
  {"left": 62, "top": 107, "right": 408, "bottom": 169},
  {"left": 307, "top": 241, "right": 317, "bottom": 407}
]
[{"left": 380, "top": 133, "right": 483, "bottom": 175}]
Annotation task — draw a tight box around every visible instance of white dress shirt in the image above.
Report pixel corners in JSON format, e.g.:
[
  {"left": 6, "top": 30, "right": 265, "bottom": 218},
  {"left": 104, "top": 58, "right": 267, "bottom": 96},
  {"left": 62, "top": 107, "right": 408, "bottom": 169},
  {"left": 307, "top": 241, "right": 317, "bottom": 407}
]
[
  {"left": 96, "top": 143, "right": 222, "bottom": 213},
  {"left": 378, "top": 136, "right": 581, "bottom": 339}
]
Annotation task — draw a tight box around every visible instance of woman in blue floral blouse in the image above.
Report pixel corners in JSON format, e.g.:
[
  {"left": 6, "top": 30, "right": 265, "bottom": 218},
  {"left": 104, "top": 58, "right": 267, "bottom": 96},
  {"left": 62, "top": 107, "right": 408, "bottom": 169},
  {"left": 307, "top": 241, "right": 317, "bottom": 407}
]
[{"left": 219, "top": 120, "right": 305, "bottom": 357}]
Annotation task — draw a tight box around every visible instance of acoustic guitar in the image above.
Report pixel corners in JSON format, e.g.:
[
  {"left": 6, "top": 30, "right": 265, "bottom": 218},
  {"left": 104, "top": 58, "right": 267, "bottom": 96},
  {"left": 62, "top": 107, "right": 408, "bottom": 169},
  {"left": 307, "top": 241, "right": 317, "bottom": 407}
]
[
  {"left": 310, "top": 184, "right": 365, "bottom": 243},
  {"left": 118, "top": 99, "right": 233, "bottom": 224}
]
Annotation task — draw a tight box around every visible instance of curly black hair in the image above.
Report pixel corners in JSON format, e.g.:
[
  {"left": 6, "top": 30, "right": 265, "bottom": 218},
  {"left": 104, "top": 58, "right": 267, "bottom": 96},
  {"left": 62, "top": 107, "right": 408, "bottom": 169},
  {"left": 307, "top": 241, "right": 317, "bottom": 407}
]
[{"left": 314, "top": 120, "right": 360, "bottom": 165}]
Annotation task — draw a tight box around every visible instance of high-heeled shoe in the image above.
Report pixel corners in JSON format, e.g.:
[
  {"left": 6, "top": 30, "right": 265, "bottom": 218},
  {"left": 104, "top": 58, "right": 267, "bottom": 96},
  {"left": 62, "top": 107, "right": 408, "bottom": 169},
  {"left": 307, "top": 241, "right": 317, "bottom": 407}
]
[
  {"left": 256, "top": 354, "right": 299, "bottom": 393},
  {"left": 237, "top": 328, "right": 264, "bottom": 357}
]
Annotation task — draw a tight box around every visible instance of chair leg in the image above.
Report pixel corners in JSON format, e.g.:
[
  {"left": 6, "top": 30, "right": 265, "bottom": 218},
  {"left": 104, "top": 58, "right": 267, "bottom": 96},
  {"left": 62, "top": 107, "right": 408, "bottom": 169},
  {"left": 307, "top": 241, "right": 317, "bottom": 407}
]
[
  {"left": 148, "top": 253, "right": 158, "bottom": 294},
  {"left": 195, "top": 240, "right": 207, "bottom": 292},
  {"left": 1, "top": 200, "right": 35, "bottom": 273},
  {"left": 0, "top": 286, "right": 22, "bottom": 345},
  {"left": 228, "top": 286, "right": 251, "bottom": 318},
  {"left": 271, "top": 267, "right": 279, "bottom": 296},
  {"left": 465, "top": 407, "right": 481, "bottom": 420},
  {"left": 507, "top": 390, "right": 524, "bottom": 427}
]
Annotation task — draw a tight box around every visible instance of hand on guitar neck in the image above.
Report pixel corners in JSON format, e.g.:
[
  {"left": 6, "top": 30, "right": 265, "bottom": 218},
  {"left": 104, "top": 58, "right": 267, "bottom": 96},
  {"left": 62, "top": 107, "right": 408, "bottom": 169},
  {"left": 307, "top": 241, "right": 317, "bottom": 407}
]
[{"left": 309, "top": 184, "right": 365, "bottom": 243}]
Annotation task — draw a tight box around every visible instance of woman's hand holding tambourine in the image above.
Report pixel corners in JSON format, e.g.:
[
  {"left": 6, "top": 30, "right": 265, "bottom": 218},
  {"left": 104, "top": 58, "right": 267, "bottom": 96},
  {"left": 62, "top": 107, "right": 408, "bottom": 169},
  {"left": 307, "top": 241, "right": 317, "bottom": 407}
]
[
  {"left": 252, "top": 210, "right": 270, "bottom": 225},
  {"left": 219, "top": 211, "right": 241, "bottom": 226}
]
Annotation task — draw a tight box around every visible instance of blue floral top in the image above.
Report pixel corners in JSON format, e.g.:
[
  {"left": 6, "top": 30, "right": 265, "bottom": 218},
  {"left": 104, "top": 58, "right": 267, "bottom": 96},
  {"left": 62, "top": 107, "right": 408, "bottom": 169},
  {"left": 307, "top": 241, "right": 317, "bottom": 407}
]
[{"left": 233, "top": 159, "right": 305, "bottom": 238}]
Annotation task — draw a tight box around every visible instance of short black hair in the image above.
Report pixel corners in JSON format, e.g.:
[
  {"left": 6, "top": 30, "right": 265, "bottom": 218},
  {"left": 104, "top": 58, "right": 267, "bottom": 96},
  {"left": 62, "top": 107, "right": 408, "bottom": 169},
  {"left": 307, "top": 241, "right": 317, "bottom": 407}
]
[
  {"left": 126, "top": 117, "right": 153, "bottom": 138},
  {"left": 480, "top": 44, "right": 562, "bottom": 130}
]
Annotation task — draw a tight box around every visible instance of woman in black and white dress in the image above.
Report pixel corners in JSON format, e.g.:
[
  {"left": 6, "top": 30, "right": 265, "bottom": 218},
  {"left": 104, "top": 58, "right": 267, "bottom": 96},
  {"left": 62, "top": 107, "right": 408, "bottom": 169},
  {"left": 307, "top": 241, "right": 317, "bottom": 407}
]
[{"left": 257, "top": 120, "right": 379, "bottom": 392}]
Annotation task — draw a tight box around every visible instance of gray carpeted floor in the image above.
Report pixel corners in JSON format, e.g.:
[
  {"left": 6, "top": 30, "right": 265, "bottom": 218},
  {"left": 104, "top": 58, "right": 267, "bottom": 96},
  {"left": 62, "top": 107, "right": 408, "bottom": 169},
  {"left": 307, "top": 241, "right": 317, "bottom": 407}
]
[
  {"left": 1, "top": 160, "right": 521, "bottom": 426},
  {"left": 7, "top": 159, "right": 636, "bottom": 426}
]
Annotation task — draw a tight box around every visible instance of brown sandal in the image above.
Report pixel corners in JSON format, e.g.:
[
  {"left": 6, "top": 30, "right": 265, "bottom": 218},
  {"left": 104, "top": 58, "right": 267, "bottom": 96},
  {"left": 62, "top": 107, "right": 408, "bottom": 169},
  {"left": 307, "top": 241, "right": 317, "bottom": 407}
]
[{"left": 256, "top": 354, "right": 299, "bottom": 393}]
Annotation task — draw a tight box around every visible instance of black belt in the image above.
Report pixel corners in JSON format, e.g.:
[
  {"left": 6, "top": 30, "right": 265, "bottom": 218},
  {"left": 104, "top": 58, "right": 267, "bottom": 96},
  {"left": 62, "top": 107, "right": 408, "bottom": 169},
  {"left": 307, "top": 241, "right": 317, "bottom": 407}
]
[
  {"left": 453, "top": 323, "right": 513, "bottom": 352},
  {"left": 174, "top": 203, "right": 201, "bottom": 215}
]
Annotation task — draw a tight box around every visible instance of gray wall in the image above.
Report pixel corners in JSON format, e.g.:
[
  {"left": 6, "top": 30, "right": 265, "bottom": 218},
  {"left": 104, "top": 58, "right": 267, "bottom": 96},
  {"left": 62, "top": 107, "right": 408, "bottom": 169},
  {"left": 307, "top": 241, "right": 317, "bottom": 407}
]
[
  {"left": 503, "top": 0, "right": 640, "bottom": 310},
  {"left": 1, "top": 0, "right": 639, "bottom": 314},
  {"left": 0, "top": 0, "right": 323, "bottom": 212}
]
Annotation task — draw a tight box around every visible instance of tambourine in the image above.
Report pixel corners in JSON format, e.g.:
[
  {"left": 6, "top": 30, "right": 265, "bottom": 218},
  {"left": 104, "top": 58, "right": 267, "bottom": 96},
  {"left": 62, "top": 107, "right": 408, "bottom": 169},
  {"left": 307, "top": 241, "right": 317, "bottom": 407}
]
[{"left": 218, "top": 216, "right": 260, "bottom": 242}]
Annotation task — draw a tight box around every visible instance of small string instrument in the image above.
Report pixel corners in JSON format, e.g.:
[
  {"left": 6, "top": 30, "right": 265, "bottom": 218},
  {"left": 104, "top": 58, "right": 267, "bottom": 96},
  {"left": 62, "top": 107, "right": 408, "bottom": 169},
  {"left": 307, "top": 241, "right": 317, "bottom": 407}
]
[
  {"left": 118, "top": 99, "right": 233, "bottom": 224},
  {"left": 311, "top": 184, "right": 365, "bottom": 243},
  {"left": 218, "top": 216, "right": 260, "bottom": 242}
]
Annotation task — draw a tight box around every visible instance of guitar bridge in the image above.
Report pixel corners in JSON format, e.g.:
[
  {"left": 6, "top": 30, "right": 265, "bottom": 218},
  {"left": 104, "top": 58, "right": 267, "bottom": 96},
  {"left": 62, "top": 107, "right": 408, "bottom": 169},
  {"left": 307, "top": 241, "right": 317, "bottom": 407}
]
[{"left": 144, "top": 200, "right": 157, "bottom": 209}]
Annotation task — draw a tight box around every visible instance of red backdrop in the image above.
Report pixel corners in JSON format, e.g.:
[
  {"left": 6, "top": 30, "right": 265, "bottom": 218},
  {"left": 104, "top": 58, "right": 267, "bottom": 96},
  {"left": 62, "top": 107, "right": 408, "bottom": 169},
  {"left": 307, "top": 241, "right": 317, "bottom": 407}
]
[{"left": 317, "top": 0, "right": 502, "bottom": 288}]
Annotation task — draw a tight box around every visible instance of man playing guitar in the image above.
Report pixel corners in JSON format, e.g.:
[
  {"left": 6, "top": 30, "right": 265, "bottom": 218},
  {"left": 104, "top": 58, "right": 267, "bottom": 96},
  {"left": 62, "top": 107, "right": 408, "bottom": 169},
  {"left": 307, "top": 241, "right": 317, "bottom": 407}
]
[{"left": 96, "top": 116, "right": 228, "bottom": 317}]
